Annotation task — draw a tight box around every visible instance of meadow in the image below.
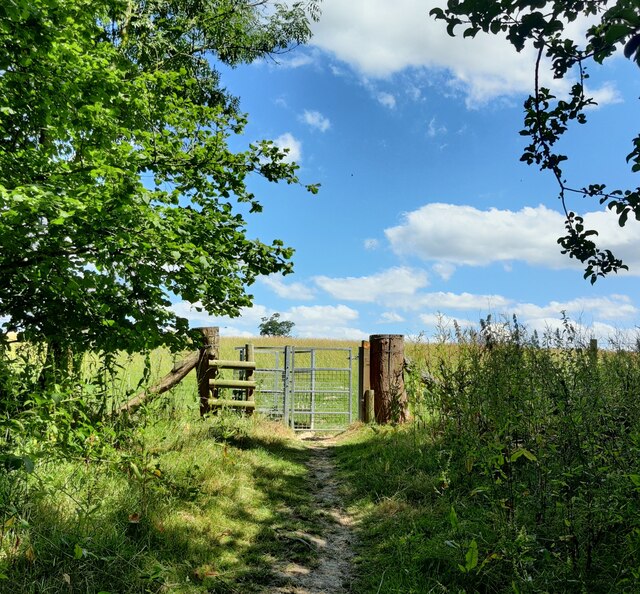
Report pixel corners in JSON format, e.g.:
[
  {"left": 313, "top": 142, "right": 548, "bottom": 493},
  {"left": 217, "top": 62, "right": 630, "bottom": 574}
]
[
  {"left": 334, "top": 321, "right": 640, "bottom": 593},
  {"left": 2, "top": 327, "right": 640, "bottom": 592},
  {"left": 0, "top": 335, "right": 358, "bottom": 593}
]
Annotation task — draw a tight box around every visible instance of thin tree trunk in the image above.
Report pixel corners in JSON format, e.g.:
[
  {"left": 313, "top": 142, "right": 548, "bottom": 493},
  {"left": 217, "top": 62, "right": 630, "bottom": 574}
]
[{"left": 115, "top": 350, "right": 199, "bottom": 416}]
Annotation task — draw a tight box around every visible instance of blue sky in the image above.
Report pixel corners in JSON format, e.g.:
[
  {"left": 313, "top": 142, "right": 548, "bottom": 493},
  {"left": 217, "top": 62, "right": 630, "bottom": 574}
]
[{"left": 172, "top": 0, "right": 640, "bottom": 343}]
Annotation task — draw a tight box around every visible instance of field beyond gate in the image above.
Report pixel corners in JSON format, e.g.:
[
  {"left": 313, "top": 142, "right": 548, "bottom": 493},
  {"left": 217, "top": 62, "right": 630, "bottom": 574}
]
[{"left": 238, "top": 344, "right": 355, "bottom": 431}]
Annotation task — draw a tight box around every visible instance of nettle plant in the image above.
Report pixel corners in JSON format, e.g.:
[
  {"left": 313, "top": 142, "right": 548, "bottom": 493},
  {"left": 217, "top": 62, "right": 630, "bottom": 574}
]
[{"left": 416, "top": 318, "right": 640, "bottom": 590}]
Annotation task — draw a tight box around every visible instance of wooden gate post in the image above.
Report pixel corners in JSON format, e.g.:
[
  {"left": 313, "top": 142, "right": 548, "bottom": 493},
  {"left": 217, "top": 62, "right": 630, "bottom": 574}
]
[
  {"left": 358, "top": 340, "right": 370, "bottom": 421},
  {"left": 196, "top": 327, "right": 219, "bottom": 416},
  {"left": 369, "top": 334, "right": 409, "bottom": 424},
  {"left": 364, "top": 389, "right": 375, "bottom": 423}
]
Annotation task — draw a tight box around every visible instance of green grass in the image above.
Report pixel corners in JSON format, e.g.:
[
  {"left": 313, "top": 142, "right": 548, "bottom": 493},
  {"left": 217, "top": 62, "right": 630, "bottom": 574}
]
[
  {"left": 106, "top": 336, "right": 361, "bottom": 413},
  {"left": 0, "top": 414, "right": 320, "bottom": 593},
  {"left": 333, "top": 329, "right": 640, "bottom": 593},
  {"left": 19, "top": 330, "right": 640, "bottom": 593},
  {"left": 334, "top": 425, "right": 459, "bottom": 594}
]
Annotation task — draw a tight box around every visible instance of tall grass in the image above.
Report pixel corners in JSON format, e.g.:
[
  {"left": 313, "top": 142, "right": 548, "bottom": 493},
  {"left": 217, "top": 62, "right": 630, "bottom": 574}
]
[
  {"left": 336, "top": 319, "right": 640, "bottom": 593},
  {"left": 0, "top": 335, "right": 343, "bottom": 593}
]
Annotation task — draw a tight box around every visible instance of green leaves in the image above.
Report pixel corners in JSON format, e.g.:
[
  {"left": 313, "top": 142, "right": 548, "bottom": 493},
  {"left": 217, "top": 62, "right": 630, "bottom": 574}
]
[
  {"left": 510, "top": 448, "right": 537, "bottom": 463},
  {"left": 431, "top": 0, "right": 640, "bottom": 280},
  {"left": 458, "top": 539, "right": 479, "bottom": 573},
  {"left": 0, "top": 0, "right": 319, "bottom": 357}
]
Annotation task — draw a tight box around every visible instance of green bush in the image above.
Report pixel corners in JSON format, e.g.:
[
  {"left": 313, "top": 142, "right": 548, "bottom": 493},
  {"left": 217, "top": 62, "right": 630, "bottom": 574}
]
[{"left": 339, "top": 318, "right": 640, "bottom": 592}]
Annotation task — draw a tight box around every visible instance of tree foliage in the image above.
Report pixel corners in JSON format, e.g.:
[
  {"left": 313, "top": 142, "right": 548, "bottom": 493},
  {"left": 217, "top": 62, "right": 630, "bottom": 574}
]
[
  {"left": 431, "top": 0, "right": 640, "bottom": 283},
  {"left": 0, "top": 0, "right": 320, "bottom": 358},
  {"left": 259, "top": 313, "right": 295, "bottom": 336}
]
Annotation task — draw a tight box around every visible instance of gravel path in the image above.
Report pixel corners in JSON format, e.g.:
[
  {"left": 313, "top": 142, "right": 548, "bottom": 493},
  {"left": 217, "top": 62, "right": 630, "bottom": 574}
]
[{"left": 268, "top": 436, "right": 355, "bottom": 594}]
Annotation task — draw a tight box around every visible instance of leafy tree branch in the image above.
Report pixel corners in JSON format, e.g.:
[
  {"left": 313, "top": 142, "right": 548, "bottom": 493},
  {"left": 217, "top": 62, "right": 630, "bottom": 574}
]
[
  {"left": 0, "top": 0, "right": 321, "bottom": 364},
  {"left": 432, "top": 0, "right": 640, "bottom": 283}
]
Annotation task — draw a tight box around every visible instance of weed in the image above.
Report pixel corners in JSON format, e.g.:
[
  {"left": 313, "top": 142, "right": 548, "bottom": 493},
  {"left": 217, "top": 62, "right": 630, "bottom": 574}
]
[{"left": 336, "top": 319, "right": 640, "bottom": 593}]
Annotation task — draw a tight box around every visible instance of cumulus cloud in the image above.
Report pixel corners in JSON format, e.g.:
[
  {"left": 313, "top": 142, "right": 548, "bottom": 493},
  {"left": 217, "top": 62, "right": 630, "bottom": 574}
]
[
  {"left": 585, "top": 82, "right": 623, "bottom": 108},
  {"left": 315, "top": 267, "right": 429, "bottom": 303},
  {"left": 385, "top": 203, "right": 640, "bottom": 273},
  {"left": 260, "top": 274, "right": 315, "bottom": 300},
  {"left": 280, "top": 53, "right": 316, "bottom": 69},
  {"left": 274, "top": 132, "right": 302, "bottom": 162},
  {"left": 379, "top": 311, "right": 405, "bottom": 323},
  {"left": 170, "top": 301, "right": 269, "bottom": 336},
  {"left": 417, "top": 300, "right": 639, "bottom": 345},
  {"left": 412, "top": 291, "right": 512, "bottom": 311},
  {"left": 300, "top": 109, "right": 331, "bottom": 132},
  {"left": 170, "top": 301, "right": 367, "bottom": 339},
  {"left": 432, "top": 262, "right": 456, "bottom": 281},
  {"left": 287, "top": 304, "right": 367, "bottom": 339},
  {"left": 411, "top": 292, "right": 639, "bottom": 343},
  {"left": 513, "top": 295, "right": 638, "bottom": 321},
  {"left": 519, "top": 317, "right": 640, "bottom": 348},
  {"left": 420, "top": 312, "right": 475, "bottom": 329},
  {"left": 311, "top": 0, "right": 620, "bottom": 106}
]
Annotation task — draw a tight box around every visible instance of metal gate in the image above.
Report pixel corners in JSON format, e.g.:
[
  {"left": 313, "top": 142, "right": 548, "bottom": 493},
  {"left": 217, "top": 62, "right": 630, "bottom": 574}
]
[{"left": 239, "top": 345, "right": 353, "bottom": 431}]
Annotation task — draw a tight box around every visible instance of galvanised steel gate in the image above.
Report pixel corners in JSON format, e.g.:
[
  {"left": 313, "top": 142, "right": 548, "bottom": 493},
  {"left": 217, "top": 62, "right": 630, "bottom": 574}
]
[{"left": 239, "top": 345, "right": 353, "bottom": 431}]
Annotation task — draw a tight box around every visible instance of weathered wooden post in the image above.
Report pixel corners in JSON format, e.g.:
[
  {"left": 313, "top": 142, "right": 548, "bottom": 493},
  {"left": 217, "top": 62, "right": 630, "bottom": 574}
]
[
  {"left": 364, "top": 389, "right": 375, "bottom": 423},
  {"left": 369, "top": 334, "right": 409, "bottom": 424},
  {"left": 196, "top": 326, "right": 219, "bottom": 416},
  {"left": 245, "top": 343, "right": 255, "bottom": 413},
  {"left": 358, "top": 340, "right": 371, "bottom": 421}
]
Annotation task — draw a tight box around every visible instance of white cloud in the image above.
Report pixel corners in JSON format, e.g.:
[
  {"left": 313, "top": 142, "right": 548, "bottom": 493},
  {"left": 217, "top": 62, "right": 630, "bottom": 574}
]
[
  {"left": 311, "top": 0, "right": 619, "bottom": 106},
  {"left": 300, "top": 109, "right": 331, "bottom": 132},
  {"left": 170, "top": 302, "right": 269, "bottom": 336},
  {"left": 280, "top": 53, "right": 315, "bottom": 69},
  {"left": 260, "top": 274, "right": 315, "bottom": 300},
  {"left": 420, "top": 312, "right": 475, "bottom": 329},
  {"left": 377, "top": 91, "right": 396, "bottom": 109},
  {"left": 412, "top": 291, "right": 512, "bottom": 311},
  {"left": 585, "top": 82, "right": 623, "bottom": 108},
  {"left": 385, "top": 203, "right": 640, "bottom": 273},
  {"left": 379, "top": 311, "right": 405, "bottom": 323},
  {"left": 315, "top": 267, "right": 429, "bottom": 303},
  {"left": 417, "top": 303, "right": 640, "bottom": 346},
  {"left": 411, "top": 293, "right": 639, "bottom": 342},
  {"left": 520, "top": 317, "right": 640, "bottom": 347},
  {"left": 288, "top": 303, "right": 358, "bottom": 323},
  {"left": 274, "top": 132, "right": 302, "bottom": 163},
  {"left": 513, "top": 295, "right": 638, "bottom": 322},
  {"left": 432, "top": 262, "right": 455, "bottom": 281},
  {"left": 406, "top": 83, "right": 422, "bottom": 101},
  {"left": 170, "top": 301, "right": 367, "bottom": 339},
  {"left": 287, "top": 304, "right": 368, "bottom": 339}
]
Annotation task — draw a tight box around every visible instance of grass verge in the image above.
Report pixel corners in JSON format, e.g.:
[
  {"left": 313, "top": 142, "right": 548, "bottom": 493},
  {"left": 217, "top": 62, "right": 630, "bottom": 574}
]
[
  {"left": 0, "top": 414, "right": 318, "bottom": 593},
  {"left": 335, "top": 326, "right": 640, "bottom": 593}
]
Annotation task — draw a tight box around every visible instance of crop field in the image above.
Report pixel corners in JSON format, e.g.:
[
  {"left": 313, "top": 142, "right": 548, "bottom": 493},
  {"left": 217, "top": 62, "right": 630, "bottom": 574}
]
[{"left": 106, "top": 336, "right": 362, "bottom": 424}]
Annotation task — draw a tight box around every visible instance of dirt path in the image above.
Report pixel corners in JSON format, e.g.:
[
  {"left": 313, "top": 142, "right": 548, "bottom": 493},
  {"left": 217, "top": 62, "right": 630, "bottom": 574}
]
[{"left": 269, "top": 436, "right": 356, "bottom": 594}]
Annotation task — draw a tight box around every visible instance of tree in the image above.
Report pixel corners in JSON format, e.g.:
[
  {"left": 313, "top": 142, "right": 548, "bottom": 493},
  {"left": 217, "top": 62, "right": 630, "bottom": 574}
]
[
  {"left": 259, "top": 313, "right": 295, "bottom": 336},
  {"left": 0, "top": 0, "right": 320, "bottom": 370},
  {"left": 431, "top": 0, "right": 640, "bottom": 283}
]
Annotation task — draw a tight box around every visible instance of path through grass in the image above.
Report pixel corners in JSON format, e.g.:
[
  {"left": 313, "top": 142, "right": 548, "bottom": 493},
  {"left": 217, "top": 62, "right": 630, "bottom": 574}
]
[
  {"left": 1, "top": 415, "right": 325, "bottom": 593},
  {"left": 270, "top": 435, "right": 356, "bottom": 594}
]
